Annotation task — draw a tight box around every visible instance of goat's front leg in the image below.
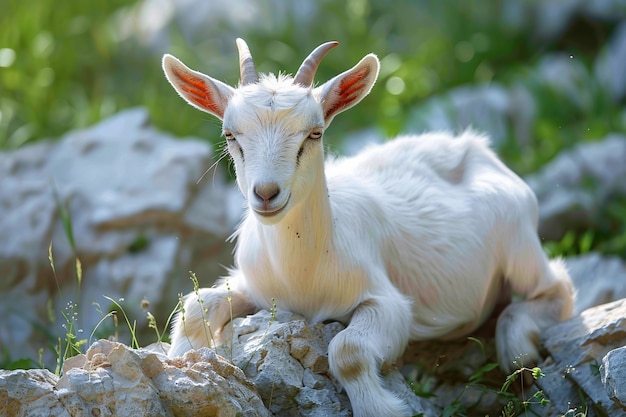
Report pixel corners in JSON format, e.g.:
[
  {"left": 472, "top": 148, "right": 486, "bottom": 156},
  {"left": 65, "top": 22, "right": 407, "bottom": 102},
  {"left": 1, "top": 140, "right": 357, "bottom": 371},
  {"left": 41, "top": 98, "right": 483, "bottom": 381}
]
[
  {"left": 168, "top": 272, "right": 258, "bottom": 358},
  {"left": 329, "top": 288, "right": 413, "bottom": 417}
]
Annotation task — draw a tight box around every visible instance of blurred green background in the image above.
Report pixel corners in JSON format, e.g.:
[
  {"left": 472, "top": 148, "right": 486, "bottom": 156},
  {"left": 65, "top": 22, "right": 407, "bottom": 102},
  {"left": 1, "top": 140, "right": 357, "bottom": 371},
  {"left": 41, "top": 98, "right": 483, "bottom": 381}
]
[{"left": 1, "top": 0, "right": 625, "bottom": 258}]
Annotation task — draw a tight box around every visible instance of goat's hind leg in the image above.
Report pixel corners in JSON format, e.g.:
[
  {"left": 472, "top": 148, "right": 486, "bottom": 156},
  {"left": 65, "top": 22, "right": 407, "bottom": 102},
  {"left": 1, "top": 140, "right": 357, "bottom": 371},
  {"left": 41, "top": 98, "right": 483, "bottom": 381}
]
[
  {"left": 496, "top": 236, "right": 575, "bottom": 373},
  {"left": 329, "top": 291, "right": 413, "bottom": 417},
  {"left": 169, "top": 273, "right": 257, "bottom": 358}
]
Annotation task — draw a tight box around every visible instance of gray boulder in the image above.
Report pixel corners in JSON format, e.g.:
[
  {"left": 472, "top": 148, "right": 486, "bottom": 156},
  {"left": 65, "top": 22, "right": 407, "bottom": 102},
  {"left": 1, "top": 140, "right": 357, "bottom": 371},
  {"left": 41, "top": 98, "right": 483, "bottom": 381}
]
[
  {"left": 595, "top": 22, "right": 626, "bottom": 102},
  {"left": 216, "top": 309, "right": 441, "bottom": 417},
  {"left": 0, "top": 339, "right": 270, "bottom": 417},
  {"left": 0, "top": 369, "right": 70, "bottom": 417},
  {"left": 525, "top": 134, "right": 626, "bottom": 240},
  {"left": 0, "top": 108, "right": 242, "bottom": 369},
  {"left": 601, "top": 346, "right": 626, "bottom": 410},
  {"left": 536, "top": 299, "right": 626, "bottom": 416},
  {"left": 501, "top": 0, "right": 626, "bottom": 41},
  {"left": 566, "top": 253, "right": 626, "bottom": 314},
  {"left": 406, "top": 83, "right": 535, "bottom": 149}
]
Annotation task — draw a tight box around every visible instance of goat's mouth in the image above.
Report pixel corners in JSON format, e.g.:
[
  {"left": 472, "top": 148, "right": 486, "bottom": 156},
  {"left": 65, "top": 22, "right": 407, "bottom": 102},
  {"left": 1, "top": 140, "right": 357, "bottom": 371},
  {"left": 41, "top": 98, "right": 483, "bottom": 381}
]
[{"left": 253, "top": 194, "right": 291, "bottom": 218}]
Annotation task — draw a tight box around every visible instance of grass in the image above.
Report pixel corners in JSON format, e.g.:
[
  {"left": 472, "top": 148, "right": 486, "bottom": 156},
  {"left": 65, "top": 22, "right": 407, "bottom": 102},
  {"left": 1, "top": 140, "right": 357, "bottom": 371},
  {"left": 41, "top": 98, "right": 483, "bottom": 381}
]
[
  {"left": 409, "top": 351, "right": 587, "bottom": 417},
  {"left": 3, "top": 1, "right": 624, "bottom": 258}
]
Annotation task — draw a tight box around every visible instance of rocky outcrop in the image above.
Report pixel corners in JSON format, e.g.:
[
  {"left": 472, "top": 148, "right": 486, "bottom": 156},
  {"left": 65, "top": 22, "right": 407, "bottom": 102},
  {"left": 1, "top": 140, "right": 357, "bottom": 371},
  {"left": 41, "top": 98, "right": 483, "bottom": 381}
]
[
  {"left": 0, "top": 312, "right": 439, "bottom": 417},
  {"left": 5, "top": 297, "right": 626, "bottom": 417},
  {"left": 215, "top": 309, "right": 440, "bottom": 417},
  {"left": 0, "top": 339, "right": 269, "bottom": 417},
  {"left": 398, "top": 253, "right": 626, "bottom": 415},
  {"left": 566, "top": 253, "right": 626, "bottom": 314},
  {"left": 525, "top": 134, "right": 626, "bottom": 241},
  {"left": 0, "top": 108, "right": 242, "bottom": 369},
  {"left": 536, "top": 299, "right": 626, "bottom": 416}
]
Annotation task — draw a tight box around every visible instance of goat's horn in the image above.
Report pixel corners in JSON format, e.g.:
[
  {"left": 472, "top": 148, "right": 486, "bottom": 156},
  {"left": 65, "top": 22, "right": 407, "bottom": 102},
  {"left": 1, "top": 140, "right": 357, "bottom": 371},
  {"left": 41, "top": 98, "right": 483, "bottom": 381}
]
[
  {"left": 293, "top": 41, "right": 339, "bottom": 87},
  {"left": 236, "top": 38, "right": 258, "bottom": 86}
]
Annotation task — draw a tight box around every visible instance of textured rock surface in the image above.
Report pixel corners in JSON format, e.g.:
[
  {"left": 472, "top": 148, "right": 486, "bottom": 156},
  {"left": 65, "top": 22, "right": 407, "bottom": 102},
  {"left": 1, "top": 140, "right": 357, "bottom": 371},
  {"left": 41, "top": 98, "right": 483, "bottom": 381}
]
[
  {"left": 501, "top": 0, "right": 626, "bottom": 41},
  {"left": 595, "top": 22, "right": 626, "bottom": 102},
  {"left": 0, "top": 369, "right": 70, "bottom": 417},
  {"left": 5, "top": 300, "right": 626, "bottom": 416},
  {"left": 525, "top": 134, "right": 626, "bottom": 240},
  {"left": 406, "top": 83, "right": 534, "bottom": 148},
  {"left": 0, "top": 108, "right": 242, "bottom": 369},
  {"left": 566, "top": 253, "right": 626, "bottom": 314},
  {"left": 0, "top": 339, "right": 270, "bottom": 417},
  {"left": 217, "top": 309, "right": 441, "bottom": 417},
  {"left": 400, "top": 299, "right": 626, "bottom": 417},
  {"left": 535, "top": 299, "right": 626, "bottom": 416},
  {"left": 601, "top": 346, "right": 626, "bottom": 410}
]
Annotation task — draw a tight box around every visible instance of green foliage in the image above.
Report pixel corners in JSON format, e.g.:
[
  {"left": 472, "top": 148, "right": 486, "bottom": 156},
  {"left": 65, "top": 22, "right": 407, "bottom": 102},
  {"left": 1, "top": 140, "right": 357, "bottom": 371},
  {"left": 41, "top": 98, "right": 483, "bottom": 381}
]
[
  {"left": 2, "top": 1, "right": 623, "bottom": 258},
  {"left": 407, "top": 341, "right": 578, "bottom": 417}
]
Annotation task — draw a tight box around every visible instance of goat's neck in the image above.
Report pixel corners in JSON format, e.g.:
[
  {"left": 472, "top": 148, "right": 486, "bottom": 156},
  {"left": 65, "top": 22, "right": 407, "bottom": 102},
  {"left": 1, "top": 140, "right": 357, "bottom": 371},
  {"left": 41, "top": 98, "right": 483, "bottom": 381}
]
[{"left": 261, "top": 163, "right": 332, "bottom": 268}]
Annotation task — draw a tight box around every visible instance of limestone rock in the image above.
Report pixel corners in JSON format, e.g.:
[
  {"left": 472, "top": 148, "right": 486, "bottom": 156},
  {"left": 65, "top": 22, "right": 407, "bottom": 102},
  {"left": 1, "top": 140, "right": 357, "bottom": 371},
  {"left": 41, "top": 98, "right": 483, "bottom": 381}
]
[
  {"left": 601, "top": 346, "right": 626, "bottom": 409},
  {"left": 595, "top": 22, "right": 626, "bottom": 102},
  {"left": 400, "top": 291, "right": 626, "bottom": 416},
  {"left": 501, "top": 0, "right": 626, "bottom": 41},
  {"left": 0, "top": 369, "right": 67, "bottom": 417},
  {"left": 217, "top": 309, "right": 441, "bottom": 417},
  {"left": 536, "top": 53, "right": 594, "bottom": 112},
  {"left": 537, "top": 299, "right": 626, "bottom": 415},
  {"left": 566, "top": 253, "right": 626, "bottom": 314},
  {"left": 6, "top": 300, "right": 626, "bottom": 416},
  {"left": 406, "top": 83, "right": 535, "bottom": 149},
  {"left": 525, "top": 134, "right": 626, "bottom": 240},
  {"left": 0, "top": 339, "right": 270, "bottom": 417},
  {"left": 0, "top": 108, "right": 241, "bottom": 369}
]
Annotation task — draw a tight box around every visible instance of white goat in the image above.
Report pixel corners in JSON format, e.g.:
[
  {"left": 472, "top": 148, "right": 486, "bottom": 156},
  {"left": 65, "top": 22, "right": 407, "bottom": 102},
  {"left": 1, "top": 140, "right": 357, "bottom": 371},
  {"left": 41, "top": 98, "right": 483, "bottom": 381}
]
[{"left": 162, "top": 39, "right": 574, "bottom": 416}]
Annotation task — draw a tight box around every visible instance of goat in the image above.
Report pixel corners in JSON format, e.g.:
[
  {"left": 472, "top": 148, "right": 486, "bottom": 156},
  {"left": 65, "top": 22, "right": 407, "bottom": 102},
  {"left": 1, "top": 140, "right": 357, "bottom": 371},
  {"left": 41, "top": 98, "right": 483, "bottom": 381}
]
[{"left": 162, "top": 39, "right": 574, "bottom": 416}]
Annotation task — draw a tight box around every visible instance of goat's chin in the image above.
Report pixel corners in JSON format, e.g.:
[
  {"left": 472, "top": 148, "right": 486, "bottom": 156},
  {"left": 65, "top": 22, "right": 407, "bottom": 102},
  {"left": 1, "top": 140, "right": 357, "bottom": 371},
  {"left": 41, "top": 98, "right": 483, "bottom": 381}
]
[
  {"left": 252, "top": 207, "right": 289, "bottom": 225},
  {"left": 251, "top": 197, "right": 291, "bottom": 225}
]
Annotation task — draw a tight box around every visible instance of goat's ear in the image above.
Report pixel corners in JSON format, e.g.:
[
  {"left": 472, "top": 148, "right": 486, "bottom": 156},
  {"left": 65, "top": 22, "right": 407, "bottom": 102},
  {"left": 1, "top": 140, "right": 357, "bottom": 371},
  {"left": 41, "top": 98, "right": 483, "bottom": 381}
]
[
  {"left": 162, "top": 54, "right": 235, "bottom": 120},
  {"left": 315, "top": 54, "right": 379, "bottom": 125}
]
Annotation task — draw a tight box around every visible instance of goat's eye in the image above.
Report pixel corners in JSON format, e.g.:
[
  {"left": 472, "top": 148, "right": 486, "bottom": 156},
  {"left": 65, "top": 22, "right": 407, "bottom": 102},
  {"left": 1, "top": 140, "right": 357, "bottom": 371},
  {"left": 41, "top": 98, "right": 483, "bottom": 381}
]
[
  {"left": 308, "top": 129, "right": 323, "bottom": 140},
  {"left": 224, "top": 131, "right": 235, "bottom": 141}
]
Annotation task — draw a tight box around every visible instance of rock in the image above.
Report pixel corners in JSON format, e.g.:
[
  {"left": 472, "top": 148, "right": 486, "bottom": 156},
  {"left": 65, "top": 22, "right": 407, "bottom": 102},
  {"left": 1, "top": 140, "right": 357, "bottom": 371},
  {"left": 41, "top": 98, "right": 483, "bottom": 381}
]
[
  {"left": 537, "top": 299, "right": 626, "bottom": 415},
  {"left": 406, "top": 83, "right": 535, "bottom": 149},
  {"left": 0, "top": 369, "right": 68, "bottom": 417},
  {"left": 535, "top": 53, "right": 594, "bottom": 112},
  {"left": 0, "top": 339, "right": 270, "bottom": 417},
  {"left": 340, "top": 128, "right": 384, "bottom": 156},
  {"left": 525, "top": 134, "right": 626, "bottom": 240},
  {"left": 7, "top": 299, "right": 626, "bottom": 416},
  {"left": 401, "top": 333, "right": 508, "bottom": 415},
  {"left": 501, "top": 0, "right": 626, "bottom": 41},
  {"left": 399, "top": 277, "right": 626, "bottom": 416},
  {"left": 217, "top": 309, "right": 441, "bottom": 416},
  {"left": 566, "top": 253, "right": 626, "bottom": 314},
  {"left": 595, "top": 22, "right": 626, "bottom": 102},
  {"left": 0, "top": 108, "right": 241, "bottom": 369},
  {"left": 601, "top": 346, "right": 626, "bottom": 409}
]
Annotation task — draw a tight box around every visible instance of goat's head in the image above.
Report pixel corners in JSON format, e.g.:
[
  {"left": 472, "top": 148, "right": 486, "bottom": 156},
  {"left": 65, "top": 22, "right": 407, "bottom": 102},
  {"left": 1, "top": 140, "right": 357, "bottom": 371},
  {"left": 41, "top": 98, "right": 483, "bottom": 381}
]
[{"left": 162, "top": 39, "right": 379, "bottom": 224}]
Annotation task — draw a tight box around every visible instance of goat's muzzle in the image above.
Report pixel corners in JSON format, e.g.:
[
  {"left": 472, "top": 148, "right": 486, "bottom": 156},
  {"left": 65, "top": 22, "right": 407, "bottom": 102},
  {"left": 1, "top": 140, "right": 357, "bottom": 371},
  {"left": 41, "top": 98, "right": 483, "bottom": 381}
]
[{"left": 251, "top": 182, "right": 290, "bottom": 218}]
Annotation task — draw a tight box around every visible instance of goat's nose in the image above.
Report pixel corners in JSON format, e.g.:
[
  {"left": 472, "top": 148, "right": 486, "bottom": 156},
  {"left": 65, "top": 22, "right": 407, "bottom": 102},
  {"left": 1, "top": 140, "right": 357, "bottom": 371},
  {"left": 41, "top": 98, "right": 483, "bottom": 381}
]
[{"left": 254, "top": 182, "right": 280, "bottom": 203}]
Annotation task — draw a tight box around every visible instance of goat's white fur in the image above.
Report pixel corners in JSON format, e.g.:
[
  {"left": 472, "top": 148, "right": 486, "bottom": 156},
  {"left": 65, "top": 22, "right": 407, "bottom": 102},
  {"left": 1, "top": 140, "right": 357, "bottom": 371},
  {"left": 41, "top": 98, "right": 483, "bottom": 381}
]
[{"left": 162, "top": 40, "right": 574, "bottom": 417}]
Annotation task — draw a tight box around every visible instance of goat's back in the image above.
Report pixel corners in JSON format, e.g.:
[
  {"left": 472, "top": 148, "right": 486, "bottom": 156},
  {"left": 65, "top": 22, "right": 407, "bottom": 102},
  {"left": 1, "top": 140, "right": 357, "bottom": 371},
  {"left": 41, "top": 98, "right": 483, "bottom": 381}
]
[{"left": 325, "top": 131, "right": 538, "bottom": 339}]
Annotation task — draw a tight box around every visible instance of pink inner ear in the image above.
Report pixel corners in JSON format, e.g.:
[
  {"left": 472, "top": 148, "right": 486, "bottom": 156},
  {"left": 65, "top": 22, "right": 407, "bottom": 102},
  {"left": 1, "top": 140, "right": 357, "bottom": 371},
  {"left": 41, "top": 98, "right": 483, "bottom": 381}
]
[
  {"left": 325, "top": 66, "right": 371, "bottom": 120},
  {"left": 173, "top": 67, "right": 222, "bottom": 116}
]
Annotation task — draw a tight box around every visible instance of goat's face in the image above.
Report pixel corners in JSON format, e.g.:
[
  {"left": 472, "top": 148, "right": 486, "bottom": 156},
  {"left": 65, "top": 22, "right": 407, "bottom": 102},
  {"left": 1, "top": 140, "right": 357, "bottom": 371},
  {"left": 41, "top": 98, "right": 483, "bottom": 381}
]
[
  {"left": 163, "top": 39, "right": 379, "bottom": 224},
  {"left": 222, "top": 80, "right": 326, "bottom": 223}
]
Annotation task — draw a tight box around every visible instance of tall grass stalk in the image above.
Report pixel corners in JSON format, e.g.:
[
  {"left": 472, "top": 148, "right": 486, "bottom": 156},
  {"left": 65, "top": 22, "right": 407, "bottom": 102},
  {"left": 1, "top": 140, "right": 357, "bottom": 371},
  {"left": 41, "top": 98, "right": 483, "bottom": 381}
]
[
  {"left": 102, "top": 296, "right": 140, "bottom": 349},
  {"left": 190, "top": 271, "right": 217, "bottom": 352}
]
